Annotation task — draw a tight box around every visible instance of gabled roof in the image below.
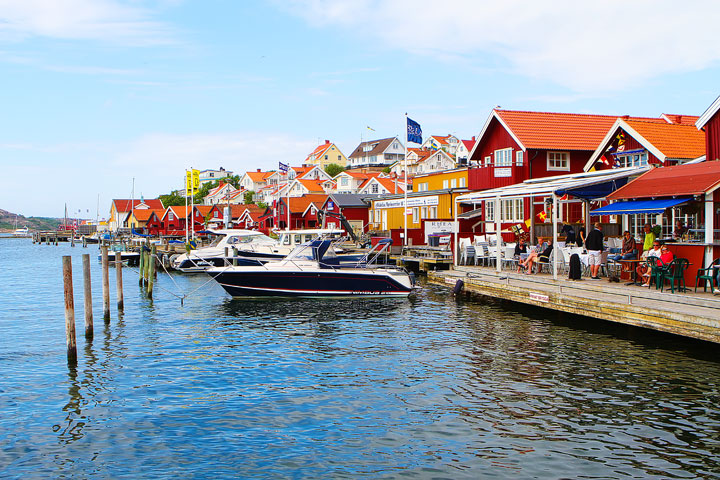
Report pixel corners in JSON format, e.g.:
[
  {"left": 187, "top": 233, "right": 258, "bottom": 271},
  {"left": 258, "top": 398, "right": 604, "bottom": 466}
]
[
  {"left": 291, "top": 166, "right": 314, "bottom": 177},
  {"left": 360, "top": 177, "right": 406, "bottom": 194},
  {"left": 461, "top": 139, "right": 476, "bottom": 152},
  {"left": 296, "top": 179, "right": 326, "bottom": 193},
  {"left": 113, "top": 198, "right": 164, "bottom": 212},
  {"left": 163, "top": 205, "right": 192, "bottom": 220},
  {"left": 337, "top": 170, "right": 382, "bottom": 180},
  {"left": 207, "top": 182, "right": 236, "bottom": 197},
  {"left": 326, "top": 193, "right": 375, "bottom": 208},
  {"left": 193, "top": 205, "right": 214, "bottom": 216},
  {"left": 245, "top": 170, "right": 274, "bottom": 182},
  {"left": 428, "top": 135, "right": 451, "bottom": 145},
  {"left": 130, "top": 208, "right": 164, "bottom": 222},
  {"left": 281, "top": 194, "right": 329, "bottom": 213},
  {"left": 697, "top": 95, "right": 720, "bottom": 130},
  {"left": 607, "top": 161, "right": 720, "bottom": 200},
  {"left": 305, "top": 141, "right": 337, "bottom": 162},
  {"left": 584, "top": 118, "right": 706, "bottom": 170},
  {"left": 348, "top": 137, "right": 398, "bottom": 159}
]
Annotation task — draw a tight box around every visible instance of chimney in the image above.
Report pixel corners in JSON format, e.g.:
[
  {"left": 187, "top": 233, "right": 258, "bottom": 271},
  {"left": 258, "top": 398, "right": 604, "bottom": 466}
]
[
  {"left": 325, "top": 140, "right": 330, "bottom": 145},
  {"left": 472, "top": 136, "right": 476, "bottom": 141},
  {"left": 257, "top": 168, "right": 261, "bottom": 172}
]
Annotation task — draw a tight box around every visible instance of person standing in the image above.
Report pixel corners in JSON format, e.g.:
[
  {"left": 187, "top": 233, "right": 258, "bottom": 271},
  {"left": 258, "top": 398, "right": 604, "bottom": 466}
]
[
  {"left": 642, "top": 223, "right": 655, "bottom": 252},
  {"left": 585, "top": 222, "right": 604, "bottom": 279},
  {"left": 561, "top": 222, "right": 575, "bottom": 244},
  {"left": 576, "top": 224, "right": 586, "bottom": 248}
]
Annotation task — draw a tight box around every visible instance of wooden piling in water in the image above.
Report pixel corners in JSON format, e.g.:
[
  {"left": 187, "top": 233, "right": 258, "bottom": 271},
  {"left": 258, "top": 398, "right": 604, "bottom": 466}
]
[
  {"left": 115, "top": 252, "right": 124, "bottom": 311},
  {"left": 148, "top": 245, "right": 156, "bottom": 299},
  {"left": 232, "top": 247, "right": 238, "bottom": 266},
  {"left": 62, "top": 256, "right": 77, "bottom": 363},
  {"left": 101, "top": 246, "right": 110, "bottom": 322},
  {"left": 138, "top": 247, "right": 145, "bottom": 286},
  {"left": 82, "top": 254, "right": 93, "bottom": 339}
]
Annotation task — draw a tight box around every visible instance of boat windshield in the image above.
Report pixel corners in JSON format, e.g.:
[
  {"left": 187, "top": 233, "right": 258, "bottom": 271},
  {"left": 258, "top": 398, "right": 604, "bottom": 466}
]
[
  {"left": 226, "top": 233, "right": 275, "bottom": 245},
  {"left": 284, "top": 239, "right": 336, "bottom": 263}
]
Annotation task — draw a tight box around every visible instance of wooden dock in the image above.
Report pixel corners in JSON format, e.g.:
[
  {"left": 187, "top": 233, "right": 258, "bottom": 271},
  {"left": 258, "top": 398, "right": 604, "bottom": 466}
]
[
  {"left": 393, "top": 246, "right": 454, "bottom": 273},
  {"left": 428, "top": 266, "right": 720, "bottom": 344}
]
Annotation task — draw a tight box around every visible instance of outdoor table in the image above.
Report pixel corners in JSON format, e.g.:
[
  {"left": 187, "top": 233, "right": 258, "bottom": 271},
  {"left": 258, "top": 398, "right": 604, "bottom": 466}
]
[{"left": 619, "top": 258, "right": 645, "bottom": 286}]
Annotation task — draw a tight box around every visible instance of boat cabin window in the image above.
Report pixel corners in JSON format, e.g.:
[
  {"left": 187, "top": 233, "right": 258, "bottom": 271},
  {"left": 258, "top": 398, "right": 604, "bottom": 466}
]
[
  {"left": 304, "top": 234, "right": 313, "bottom": 242},
  {"left": 294, "top": 234, "right": 302, "bottom": 244}
]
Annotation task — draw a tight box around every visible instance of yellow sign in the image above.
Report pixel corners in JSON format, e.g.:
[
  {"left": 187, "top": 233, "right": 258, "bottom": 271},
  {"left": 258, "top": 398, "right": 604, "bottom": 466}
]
[{"left": 185, "top": 169, "right": 200, "bottom": 195}]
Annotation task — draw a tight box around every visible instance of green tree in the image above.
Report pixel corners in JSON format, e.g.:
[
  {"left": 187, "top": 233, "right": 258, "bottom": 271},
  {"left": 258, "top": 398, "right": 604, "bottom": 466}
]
[
  {"left": 159, "top": 191, "right": 186, "bottom": 207},
  {"left": 325, "top": 163, "right": 345, "bottom": 178},
  {"left": 381, "top": 166, "right": 391, "bottom": 174},
  {"left": 193, "top": 180, "right": 218, "bottom": 204},
  {"left": 244, "top": 190, "right": 255, "bottom": 204}
]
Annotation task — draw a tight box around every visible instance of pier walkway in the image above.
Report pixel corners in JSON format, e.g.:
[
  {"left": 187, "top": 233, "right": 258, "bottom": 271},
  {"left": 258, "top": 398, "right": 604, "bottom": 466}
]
[{"left": 428, "top": 266, "right": 720, "bottom": 344}]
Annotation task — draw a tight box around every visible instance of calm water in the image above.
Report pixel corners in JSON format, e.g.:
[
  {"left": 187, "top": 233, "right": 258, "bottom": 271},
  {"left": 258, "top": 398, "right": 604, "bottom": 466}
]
[{"left": 1, "top": 239, "right": 719, "bottom": 479}]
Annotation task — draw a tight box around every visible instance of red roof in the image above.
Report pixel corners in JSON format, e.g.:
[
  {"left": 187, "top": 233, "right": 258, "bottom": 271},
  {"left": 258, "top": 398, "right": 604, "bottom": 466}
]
[
  {"left": 131, "top": 208, "right": 164, "bottom": 222},
  {"left": 608, "top": 161, "right": 720, "bottom": 200},
  {"left": 113, "top": 198, "right": 164, "bottom": 212},
  {"left": 623, "top": 120, "right": 705, "bottom": 160}
]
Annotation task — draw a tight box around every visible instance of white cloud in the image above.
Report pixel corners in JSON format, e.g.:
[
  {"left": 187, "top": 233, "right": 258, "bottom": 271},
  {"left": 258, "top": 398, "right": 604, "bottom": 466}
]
[
  {"left": 0, "top": 0, "right": 175, "bottom": 45},
  {"left": 274, "top": 0, "right": 720, "bottom": 92}
]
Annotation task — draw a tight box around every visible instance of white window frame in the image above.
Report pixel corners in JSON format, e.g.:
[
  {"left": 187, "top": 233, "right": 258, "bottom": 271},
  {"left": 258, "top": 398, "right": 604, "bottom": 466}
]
[
  {"left": 516, "top": 150, "right": 524, "bottom": 166},
  {"left": 485, "top": 201, "right": 495, "bottom": 222},
  {"left": 494, "top": 148, "right": 513, "bottom": 167},
  {"left": 459, "top": 177, "right": 466, "bottom": 188},
  {"left": 421, "top": 206, "right": 427, "bottom": 219},
  {"left": 412, "top": 207, "right": 420, "bottom": 223},
  {"left": 484, "top": 156, "right": 491, "bottom": 166},
  {"left": 442, "top": 179, "right": 449, "bottom": 189},
  {"left": 450, "top": 178, "right": 457, "bottom": 188},
  {"left": 429, "top": 206, "right": 437, "bottom": 219},
  {"left": 547, "top": 151, "right": 570, "bottom": 171}
]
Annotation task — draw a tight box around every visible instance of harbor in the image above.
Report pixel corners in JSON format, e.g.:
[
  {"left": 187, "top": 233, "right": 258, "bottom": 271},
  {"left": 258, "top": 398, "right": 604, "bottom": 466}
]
[{"left": 2, "top": 238, "right": 720, "bottom": 478}]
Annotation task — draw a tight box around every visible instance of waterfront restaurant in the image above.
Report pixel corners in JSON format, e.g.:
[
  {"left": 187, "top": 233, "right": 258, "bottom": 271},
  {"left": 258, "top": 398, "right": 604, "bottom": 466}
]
[
  {"left": 590, "top": 161, "right": 720, "bottom": 283},
  {"left": 453, "top": 167, "right": 649, "bottom": 279}
]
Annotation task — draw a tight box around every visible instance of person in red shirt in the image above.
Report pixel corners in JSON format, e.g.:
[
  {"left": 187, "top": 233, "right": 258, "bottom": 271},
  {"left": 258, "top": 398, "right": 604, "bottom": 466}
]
[{"left": 660, "top": 244, "right": 674, "bottom": 265}]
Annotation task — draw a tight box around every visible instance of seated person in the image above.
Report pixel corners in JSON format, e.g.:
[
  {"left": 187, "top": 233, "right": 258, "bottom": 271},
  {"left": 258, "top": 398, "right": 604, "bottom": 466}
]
[
  {"left": 518, "top": 239, "right": 553, "bottom": 274},
  {"left": 608, "top": 231, "right": 637, "bottom": 272},
  {"left": 636, "top": 241, "right": 663, "bottom": 286},
  {"left": 514, "top": 238, "right": 528, "bottom": 257},
  {"left": 672, "top": 220, "right": 687, "bottom": 240}
]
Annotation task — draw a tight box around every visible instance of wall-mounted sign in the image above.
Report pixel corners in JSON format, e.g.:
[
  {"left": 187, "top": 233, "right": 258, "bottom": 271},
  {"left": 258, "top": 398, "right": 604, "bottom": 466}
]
[
  {"left": 494, "top": 167, "right": 512, "bottom": 178},
  {"left": 376, "top": 196, "right": 439, "bottom": 209}
]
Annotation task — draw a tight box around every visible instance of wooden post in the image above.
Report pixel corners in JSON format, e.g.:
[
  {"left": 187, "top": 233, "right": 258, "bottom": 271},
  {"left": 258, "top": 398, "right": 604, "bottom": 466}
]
[
  {"left": 82, "top": 254, "right": 93, "bottom": 339},
  {"left": 232, "top": 247, "right": 238, "bottom": 266},
  {"left": 148, "top": 245, "right": 156, "bottom": 299},
  {"left": 62, "top": 256, "right": 77, "bottom": 363},
  {"left": 143, "top": 248, "right": 150, "bottom": 286},
  {"left": 101, "top": 246, "right": 110, "bottom": 322},
  {"left": 139, "top": 247, "right": 145, "bottom": 286},
  {"left": 71, "top": 234, "right": 75, "bottom": 247},
  {"left": 115, "top": 252, "right": 124, "bottom": 311}
]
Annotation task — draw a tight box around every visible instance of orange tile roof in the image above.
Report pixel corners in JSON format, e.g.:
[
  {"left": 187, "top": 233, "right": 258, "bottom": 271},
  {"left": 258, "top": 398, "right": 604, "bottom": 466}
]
[
  {"left": 429, "top": 135, "right": 450, "bottom": 145},
  {"left": 194, "top": 205, "right": 214, "bottom": 216},
  {"left": 495, "top": 110, "right": 623, "bottom": 151},
  {"left": 246, "top": 170, "right": 273, "bottom": 182},
  {"left": 662, "top": 114, "right": 700, "bottom": 126},
  {"left": 286, "top": 194, "right": 328, "bottom": 213},
  {"left": 166, "top": 205, "right": 192, "bottom": 219},
  {"left": 624, "top": 120, "right": 705, "bottom": 160},
  {"left": 297, "top": 179, "right": 326, "bottom": 192},
  {"left": 113, "top": 198, "right": 164, "bottom": 211},
  {"left": 131, "top": 208, "right": 164, "bottom": 222},
  {"left": 305, "top": 142, "right": 334, "bottom": 162}
]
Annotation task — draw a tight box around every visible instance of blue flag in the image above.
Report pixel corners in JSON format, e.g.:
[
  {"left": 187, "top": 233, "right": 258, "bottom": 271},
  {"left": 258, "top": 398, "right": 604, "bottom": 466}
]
[
  {"left": 407, "top": 117, "right": 422, "bottom": 144},
  {"left": 278, "top": 162, "right": 289, "bottom": 174}
]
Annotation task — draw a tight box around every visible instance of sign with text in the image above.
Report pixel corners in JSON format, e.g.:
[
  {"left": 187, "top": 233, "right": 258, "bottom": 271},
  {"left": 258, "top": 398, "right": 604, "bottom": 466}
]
[
  {"left": 494, "top": 167, "right": 512, "bottom": 178},
  {"left": 376, "top": 196, "right": 439, "bottom": 209}
]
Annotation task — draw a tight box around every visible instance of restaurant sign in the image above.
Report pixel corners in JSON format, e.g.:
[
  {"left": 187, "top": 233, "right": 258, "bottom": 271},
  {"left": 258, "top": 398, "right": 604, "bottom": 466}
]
[
  {"left": 375, "top": 196, "right": 439, "bottom": 209},
  {"left": 494, "top": 168, "right": 512, "bottom": 178}
]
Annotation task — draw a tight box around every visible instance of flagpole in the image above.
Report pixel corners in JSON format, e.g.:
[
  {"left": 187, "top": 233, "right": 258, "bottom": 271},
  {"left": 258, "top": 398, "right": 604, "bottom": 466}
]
[
  {"left": 404, "top": 114, "right": 408, "bottom": 247},
  {"left": 185, "top": 169, "right": 188, "bottom": 245},
  {"left": 190, "top": 168, "right": 195, "bottom": 242}
]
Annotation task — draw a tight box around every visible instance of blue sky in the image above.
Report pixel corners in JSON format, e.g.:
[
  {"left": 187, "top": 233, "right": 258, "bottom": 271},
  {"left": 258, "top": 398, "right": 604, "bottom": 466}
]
[{"left": 1, "top": 0, "right": 719, "bottom": 218}]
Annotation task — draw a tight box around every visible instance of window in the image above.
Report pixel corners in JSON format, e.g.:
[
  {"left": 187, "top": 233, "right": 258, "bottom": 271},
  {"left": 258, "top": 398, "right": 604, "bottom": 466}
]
[
  {"left": 429, "top": 206, "right": 437, "bottom": 219},
  {"left": 324, "top": 155, "right": 328, "bottom": 160},
  {"left": 443, "top": 179, "right": 449, "bottom": 189},
  {"left": 459, "top": 177, "right": 466, "bottom": 188},
  {"left": 338, "top": 155, "right": 341, "bottom": 161},
  {"left": 516, "top": 150, "right": 524, "bottom": 166},
  {"left": 450, "top": 178, "right": 457, "bottom": 188},
  {"left": 213, "top": 211, "right": 218, "bottom": 218},
  {"left": 371, "top": 183, "right": 379, "bottom": 194},
  {"left": 616, "top": 151, "right": 648, "bottom": 168},
  {"left": 485, "top": 156, "right": 491, "bottom": 166},
  {"left": 340, "top": 177, "right": 348, "bottom": 186},
  {"left": 494, "top": 148, "right": 513, "bottom": 166},
  {"left": 168, "top": 213, "right": 174, "bottom": 221},
  {"left": 421, "top": 206, "right": 427, "bottom": 219},
  {"left": 375, "top": 210, "right": 381, "bottom": 223},
  {"left": 412, "top": 207, "right": 419, "bottom": 223},
  {"left": 500, "top": 199, "right": 524, "bottom": 222},
  {"left": 547, "top": 152, "right": 570, "bottom": 171},
  {"left": 485, "top": 201, "right": 494, "bottom": 222}
]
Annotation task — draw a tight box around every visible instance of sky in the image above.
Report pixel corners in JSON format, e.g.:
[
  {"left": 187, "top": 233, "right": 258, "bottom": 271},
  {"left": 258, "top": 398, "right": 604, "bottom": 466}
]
[{"left": 1, "top": 0, "right": 720, "bottom": 218}]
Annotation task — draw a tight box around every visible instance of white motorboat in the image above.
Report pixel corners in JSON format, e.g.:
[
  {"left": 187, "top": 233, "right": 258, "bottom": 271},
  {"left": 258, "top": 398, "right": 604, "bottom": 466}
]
[
  {"left": 171, "top": 228, "right": 345, "bottom": 273},
  {"left": 207, "top": 238, "right": 415, "bottom": 298}
]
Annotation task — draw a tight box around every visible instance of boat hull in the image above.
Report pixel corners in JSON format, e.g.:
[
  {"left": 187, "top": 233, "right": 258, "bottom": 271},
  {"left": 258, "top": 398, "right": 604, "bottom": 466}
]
[{"left": 211, "top": 269, "right": 413, "bottom": 297}]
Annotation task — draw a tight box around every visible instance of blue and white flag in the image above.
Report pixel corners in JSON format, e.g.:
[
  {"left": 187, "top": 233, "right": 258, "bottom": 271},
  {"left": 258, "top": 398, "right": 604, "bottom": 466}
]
[
  {"left": 407, "top": 117, "right": 422, "bottom": 144},
  {"left": 278, "top": 162, "right": 289, "bottom": 174}
]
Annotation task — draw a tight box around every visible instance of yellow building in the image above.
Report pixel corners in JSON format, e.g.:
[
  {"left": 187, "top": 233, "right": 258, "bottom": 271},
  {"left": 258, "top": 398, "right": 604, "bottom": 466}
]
[
  {"left": 413, "top": 167, "right": 468, "bottom": 192},
  {"left": 305, "top": 140, "right": 348, "bottom": 170}
]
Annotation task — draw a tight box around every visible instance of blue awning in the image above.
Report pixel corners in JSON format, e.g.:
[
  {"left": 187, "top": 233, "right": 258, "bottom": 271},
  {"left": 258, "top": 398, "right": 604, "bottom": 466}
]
[
  {"left": 590, "top": 197, "right": 691, "bottom": 216},
  {"left": 555, "top": 177, "right": 630, "bottom": 200}
]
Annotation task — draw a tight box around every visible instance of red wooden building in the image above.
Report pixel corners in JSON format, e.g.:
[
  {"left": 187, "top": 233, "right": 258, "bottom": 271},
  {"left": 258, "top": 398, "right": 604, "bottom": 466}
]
[
  {"left": 159, "top": 205, "right": 207, "bottom": 236},
  {"left": 274, "top": 194, "right": 328, "bottom": 230},
  {"left": 697, "top": 95, "right": 720, "bottom": 161},
  {"left": 319, "top": 193, "right": 376, "bottom": 237}
]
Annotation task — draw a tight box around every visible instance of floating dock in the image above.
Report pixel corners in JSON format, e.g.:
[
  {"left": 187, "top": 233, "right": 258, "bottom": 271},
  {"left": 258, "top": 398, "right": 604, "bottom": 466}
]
[{"left": 429, "top": 267, "right": 720, "bottom": 344}]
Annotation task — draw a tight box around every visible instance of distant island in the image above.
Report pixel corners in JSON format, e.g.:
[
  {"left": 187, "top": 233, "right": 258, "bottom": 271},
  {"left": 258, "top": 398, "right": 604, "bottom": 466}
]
[{"left": 0, "top": 209, "right": 62, "bottom": 232}]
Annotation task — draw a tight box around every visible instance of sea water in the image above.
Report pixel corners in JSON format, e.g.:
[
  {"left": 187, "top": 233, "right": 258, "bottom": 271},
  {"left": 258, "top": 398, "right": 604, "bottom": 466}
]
[{"left": 0, "top": 239, "right": 718, "bottom": 479}]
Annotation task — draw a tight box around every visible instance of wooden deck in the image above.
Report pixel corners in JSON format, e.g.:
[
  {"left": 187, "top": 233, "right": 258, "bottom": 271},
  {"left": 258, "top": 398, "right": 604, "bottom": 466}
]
[{"left": 428, "top": 266, "right": 720, "bottom": 344}]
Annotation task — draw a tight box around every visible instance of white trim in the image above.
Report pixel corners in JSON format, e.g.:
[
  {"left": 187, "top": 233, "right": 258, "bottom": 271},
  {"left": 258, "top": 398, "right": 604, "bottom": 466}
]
[
  {"left": 697, "top": 94, "right": 720, "bottom": 130},
  {"left": 547, "top": 151, "right": 570, "bottom": 171},
  {"left": 584, "top": 120, "right": 668, "bottom": 171},
  {"left": 468, "top": 109, "right": 527, "bottom": 161}
]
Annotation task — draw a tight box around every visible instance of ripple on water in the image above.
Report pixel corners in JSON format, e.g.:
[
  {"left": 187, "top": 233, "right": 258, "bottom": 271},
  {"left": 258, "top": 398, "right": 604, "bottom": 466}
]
[{"left": 0, "top": 240, "right": 719, "bottom": 479}]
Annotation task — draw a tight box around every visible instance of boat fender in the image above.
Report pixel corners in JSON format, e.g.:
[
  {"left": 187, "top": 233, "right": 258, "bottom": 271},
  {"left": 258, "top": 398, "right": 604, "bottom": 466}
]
[{"left": 452, "top": 279, "right": 464, "bottom": 296}]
